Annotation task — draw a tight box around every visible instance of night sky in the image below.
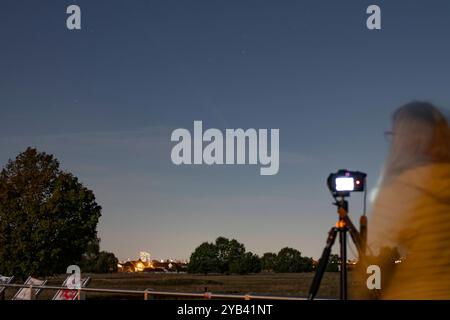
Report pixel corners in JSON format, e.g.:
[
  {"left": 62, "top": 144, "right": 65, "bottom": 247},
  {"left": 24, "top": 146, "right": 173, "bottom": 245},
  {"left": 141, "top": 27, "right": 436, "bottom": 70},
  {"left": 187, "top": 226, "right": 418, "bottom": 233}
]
[{"left": 1, "top": 0, "right": 450, "bottom": 260}]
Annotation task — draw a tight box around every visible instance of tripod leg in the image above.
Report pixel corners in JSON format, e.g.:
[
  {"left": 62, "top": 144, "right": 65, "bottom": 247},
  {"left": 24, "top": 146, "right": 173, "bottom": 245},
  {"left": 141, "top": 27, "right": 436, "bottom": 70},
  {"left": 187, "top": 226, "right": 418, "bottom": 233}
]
[
  {"left": 308, "top": 227, "right": 338, "bottom": 300},
  {"left": 339, "top": 228, "right": 348, "bottom": 300}
]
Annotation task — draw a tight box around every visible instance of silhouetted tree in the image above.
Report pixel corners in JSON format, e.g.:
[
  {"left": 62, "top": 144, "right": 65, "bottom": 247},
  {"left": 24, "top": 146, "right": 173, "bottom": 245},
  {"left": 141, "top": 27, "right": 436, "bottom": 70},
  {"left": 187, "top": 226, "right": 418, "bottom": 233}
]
[
  {"left": 274, "top": 247, "right": 314, "bottom": 273},
  {"left": 0, "top": 148, "right": 102, "bottom": 278},
  {"left": 229, "top": 252, "right": 261, "bottom": 274},
  {"left": 188, "top": 238, "right": 317, "bottom": 274},
  {"left": 93, "top": 251, "right": 119, "bottom": 273},
  {"left": 79, "top": 238, "right": 118, "bottom": 273},
  {"left": 188, "top": 237, "right": 260, "bottom": 274},
  {"left": 261, "top": 252, "right": 277, "bottom": 272},
  {"left": 215, "top": 237, "right": 246, "bottom": 274},
  {"left": 188, "top": 242, "right": 220, "bottom": 274}
]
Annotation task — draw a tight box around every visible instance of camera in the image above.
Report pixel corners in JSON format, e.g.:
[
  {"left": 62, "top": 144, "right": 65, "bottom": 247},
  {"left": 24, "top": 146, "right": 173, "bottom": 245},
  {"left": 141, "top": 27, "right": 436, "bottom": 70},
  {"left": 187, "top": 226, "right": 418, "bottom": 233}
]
[{"left": 327, "top": 169, "right": 366, "bottom": 196}]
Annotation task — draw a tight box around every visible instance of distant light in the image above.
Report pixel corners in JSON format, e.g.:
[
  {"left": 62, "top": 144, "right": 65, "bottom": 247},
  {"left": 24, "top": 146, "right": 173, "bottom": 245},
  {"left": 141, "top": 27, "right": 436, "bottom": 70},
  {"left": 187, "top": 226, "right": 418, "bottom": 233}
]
[{"left": 136, "top": 262, "right": 145, "bottom": 272}]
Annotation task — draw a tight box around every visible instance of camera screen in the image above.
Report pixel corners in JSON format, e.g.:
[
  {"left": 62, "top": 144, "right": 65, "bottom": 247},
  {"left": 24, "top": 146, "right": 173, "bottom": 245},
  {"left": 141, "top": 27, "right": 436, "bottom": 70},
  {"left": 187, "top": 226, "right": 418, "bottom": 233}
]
[{"left": 335, "top": 177, "right": 355, "bottom": 191}]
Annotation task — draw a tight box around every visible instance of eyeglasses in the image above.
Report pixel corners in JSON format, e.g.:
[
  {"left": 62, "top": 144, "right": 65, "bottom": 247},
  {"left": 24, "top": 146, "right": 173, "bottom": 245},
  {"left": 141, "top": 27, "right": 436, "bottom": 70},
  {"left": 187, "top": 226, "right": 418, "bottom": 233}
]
[{"left": 384, "top": 130, "right": 394, "bottom": 142}]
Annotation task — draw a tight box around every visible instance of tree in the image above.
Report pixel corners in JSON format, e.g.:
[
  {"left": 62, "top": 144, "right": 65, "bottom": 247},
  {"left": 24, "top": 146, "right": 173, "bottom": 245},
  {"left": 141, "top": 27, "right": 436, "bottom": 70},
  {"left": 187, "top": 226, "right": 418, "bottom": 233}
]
[
  {"left": 261, "top": 252, "right": 277, "bottom": 272},
  {"left": 274, "top": 247, "right": 314, "bottom": 273},
  {"left": 187, "top": 242, "right": 220, "bottom": 274},
  {"left": 79, "top": 238, "right": 101, "bottom": 271},
  {"left": 93, "top": 251, "right": 119, "bottom": 273},
  {"left": 188, "top": 237, "right": 258, "bottom": 274},
  {"left": 0, "top": 148, "right": 102, "bottom": 278},
  {"left": 79, "top": 238, "right": 119, "bottom": 273},
  {"left": 229, "top": 252, "right": 261, "bottom": 274},
  {"left": 300, "top": 256, "right": 315, "bottom": 272},
  {"left": 275, "top": 247, "right": 301, "bottom": 273},
  {"left": 215, "top": 237, "right": 246, "bottom": 274}
]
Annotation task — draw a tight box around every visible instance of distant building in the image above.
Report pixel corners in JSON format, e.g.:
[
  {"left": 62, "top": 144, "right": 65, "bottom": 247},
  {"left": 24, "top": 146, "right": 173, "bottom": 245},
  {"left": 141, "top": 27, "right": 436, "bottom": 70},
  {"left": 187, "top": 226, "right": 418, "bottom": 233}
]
[
  {"left": 140, "top": 251, "right": 151, "bottom": 262},
  {"left": 118, "top": 254, "right": 188, "bottom": 273}
]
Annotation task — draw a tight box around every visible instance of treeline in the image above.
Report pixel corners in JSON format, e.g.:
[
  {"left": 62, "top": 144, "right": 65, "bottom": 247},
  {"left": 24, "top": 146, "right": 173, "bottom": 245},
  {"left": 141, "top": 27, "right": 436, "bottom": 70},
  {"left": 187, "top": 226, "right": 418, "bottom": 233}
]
[{"left": 188, "top": 237, "right": 340, "bottom": 274}]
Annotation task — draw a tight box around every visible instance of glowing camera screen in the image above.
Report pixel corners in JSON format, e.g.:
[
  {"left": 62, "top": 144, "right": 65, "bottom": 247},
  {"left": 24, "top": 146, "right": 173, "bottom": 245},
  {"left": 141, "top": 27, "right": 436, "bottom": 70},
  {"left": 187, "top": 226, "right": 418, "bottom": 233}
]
[{"left": 335, "top": 177, "right": 356, "bottom": 192}]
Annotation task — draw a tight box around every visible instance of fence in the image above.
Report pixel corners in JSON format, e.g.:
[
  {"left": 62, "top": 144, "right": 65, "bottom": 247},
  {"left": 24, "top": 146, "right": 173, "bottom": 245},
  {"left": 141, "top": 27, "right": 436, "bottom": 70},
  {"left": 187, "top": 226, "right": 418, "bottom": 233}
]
[{"left": 0, "top": 283, "right": 308, "bottom": 300}]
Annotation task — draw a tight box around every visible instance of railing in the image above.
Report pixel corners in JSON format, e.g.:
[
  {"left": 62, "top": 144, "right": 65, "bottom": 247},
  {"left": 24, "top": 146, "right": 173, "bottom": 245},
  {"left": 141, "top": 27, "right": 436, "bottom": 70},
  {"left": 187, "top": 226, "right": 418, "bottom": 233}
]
[{"left": 0, "top": 283, "right": 308, "bottom": 300}]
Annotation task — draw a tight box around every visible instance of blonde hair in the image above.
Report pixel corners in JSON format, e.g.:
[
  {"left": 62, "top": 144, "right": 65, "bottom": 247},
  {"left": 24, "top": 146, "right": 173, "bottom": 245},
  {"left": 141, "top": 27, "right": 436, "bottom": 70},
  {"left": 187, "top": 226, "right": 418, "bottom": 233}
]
[{"left": 382, "top": 101, "right": 450, "bottom": 184}]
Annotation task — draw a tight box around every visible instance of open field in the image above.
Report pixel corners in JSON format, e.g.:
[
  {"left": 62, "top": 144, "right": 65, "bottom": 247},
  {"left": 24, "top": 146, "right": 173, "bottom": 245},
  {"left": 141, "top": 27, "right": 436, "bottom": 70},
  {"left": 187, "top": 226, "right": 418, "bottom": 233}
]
[{"left": 2, "top": 272, "right": 361, "bottom": 300}]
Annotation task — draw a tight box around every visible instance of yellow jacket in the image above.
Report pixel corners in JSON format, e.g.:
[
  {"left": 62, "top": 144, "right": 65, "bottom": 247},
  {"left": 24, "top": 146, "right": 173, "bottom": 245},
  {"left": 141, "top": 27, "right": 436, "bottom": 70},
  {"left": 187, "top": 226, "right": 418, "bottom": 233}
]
[{"left": 369, "top": 163, "right": 450, "bottom": 299}]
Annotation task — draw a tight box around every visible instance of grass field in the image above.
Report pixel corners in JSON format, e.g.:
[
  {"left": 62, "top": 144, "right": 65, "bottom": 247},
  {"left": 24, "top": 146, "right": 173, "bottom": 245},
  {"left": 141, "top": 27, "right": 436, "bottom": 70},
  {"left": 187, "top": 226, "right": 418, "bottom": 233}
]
[{"left": 3, "top": 272, "right": 359, "bottom": 300}]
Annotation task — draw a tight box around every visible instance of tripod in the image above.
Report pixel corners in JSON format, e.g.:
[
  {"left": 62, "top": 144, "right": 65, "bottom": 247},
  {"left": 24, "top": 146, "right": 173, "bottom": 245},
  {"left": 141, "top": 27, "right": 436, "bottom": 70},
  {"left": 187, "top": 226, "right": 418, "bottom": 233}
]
[{"left": 308, "top": 195, "right": 367, "bottom": 300}]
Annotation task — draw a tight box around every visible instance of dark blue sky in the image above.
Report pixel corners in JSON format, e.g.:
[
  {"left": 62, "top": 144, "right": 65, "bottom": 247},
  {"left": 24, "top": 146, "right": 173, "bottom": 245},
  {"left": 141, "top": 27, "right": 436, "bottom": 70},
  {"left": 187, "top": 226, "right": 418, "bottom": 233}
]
[{"left": 1, "top": 0, "right": 450, "bottom": 260}]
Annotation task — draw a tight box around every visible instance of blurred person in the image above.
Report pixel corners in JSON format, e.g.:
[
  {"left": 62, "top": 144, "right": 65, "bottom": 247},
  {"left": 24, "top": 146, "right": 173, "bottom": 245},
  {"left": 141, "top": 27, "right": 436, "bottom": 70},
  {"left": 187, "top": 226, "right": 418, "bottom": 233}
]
[{"left": 366, "top": 101, "right": 450, "bottom": 299}]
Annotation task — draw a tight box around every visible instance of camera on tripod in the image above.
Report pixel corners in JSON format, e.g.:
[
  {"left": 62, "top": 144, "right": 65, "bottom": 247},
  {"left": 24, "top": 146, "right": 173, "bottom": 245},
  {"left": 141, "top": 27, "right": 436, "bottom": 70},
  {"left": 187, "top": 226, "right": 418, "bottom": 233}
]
[
  {"left": 308, "top": 169, "right": 368, "bottom": 300},
  {"left": 327, "top": 169, "right": 367, "bottom": 197}
]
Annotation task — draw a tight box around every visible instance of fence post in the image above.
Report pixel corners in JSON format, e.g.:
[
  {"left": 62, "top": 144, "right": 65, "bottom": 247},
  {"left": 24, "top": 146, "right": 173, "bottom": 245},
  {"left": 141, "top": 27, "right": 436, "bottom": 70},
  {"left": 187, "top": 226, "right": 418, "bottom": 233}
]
[
  {"left": 144, "top": 289, "right": 148, "bottom": 300},
  {"left": 29, "top": 285, "right": 35, "bottom": 300}
]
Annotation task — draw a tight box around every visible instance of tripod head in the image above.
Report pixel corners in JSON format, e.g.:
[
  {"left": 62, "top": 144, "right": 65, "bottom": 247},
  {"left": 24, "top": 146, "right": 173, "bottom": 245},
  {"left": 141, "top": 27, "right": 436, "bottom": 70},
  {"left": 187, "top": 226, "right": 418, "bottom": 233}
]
[
  {"left": 332, "top": 195, "right": 349, "bottom": 217},
  {"left": 331, "top": 194, "right": 365, "bottom": 255}
]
